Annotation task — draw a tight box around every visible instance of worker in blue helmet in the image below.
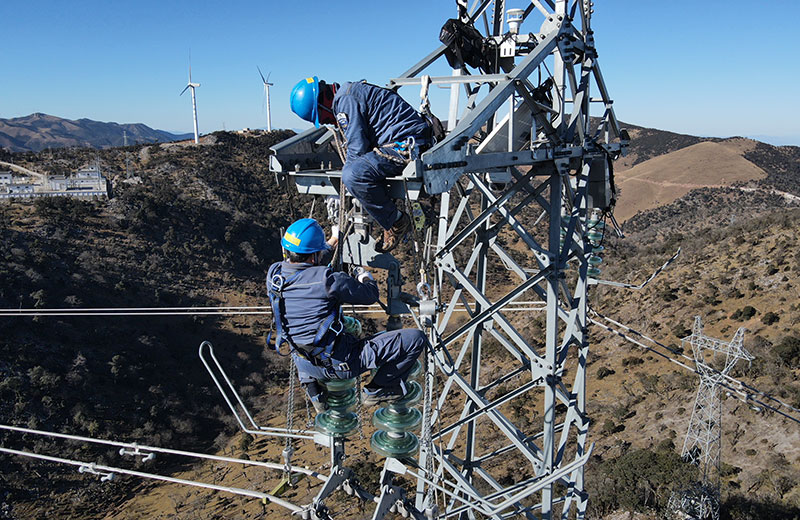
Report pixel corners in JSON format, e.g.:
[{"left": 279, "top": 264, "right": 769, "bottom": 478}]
[
  {"left": 267, "top": 217, "right": 428, "bottom": 412},
  {"left": 290, "top": 77, "right": 432, "bottom": 253}
]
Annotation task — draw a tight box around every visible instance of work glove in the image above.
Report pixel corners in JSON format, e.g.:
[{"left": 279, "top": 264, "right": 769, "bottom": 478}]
[
  {"left": 325, "top": 195, "right": 340, "bottom": 222},
  {"left": 331, "top": 224, "right": 340, "bottom": 238},
  {"left": 352, "top": 266, "right": 374, "bottom": 283}
]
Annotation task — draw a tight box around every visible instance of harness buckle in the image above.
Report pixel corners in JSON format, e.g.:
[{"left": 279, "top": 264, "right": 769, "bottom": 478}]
[
  {"left": 336, "top": 362, "right": 350, "bottom": 372},
  {"left": 329, "top": 318, "right": 344, "bottom": 337},
  {"left": 270, "top": 274, "right": 285, "bottom": 291}
]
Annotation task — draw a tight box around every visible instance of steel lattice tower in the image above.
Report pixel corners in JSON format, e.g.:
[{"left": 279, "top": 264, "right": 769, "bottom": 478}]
[
  {"left": 669, "top": 317, "right": 752, "bottom": 520},
  {"left": 397, "top": 1, "right": 625, "bottom": 518},
  {"left": 270, "top": 0, "right": 628, "bottom": 518}
]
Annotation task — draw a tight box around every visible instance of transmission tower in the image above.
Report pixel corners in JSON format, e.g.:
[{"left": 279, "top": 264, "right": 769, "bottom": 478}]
[
  {"left": 271, "top": 1, "right": 628, "bottom": 518},
  {"left": 669, "top": 317, "right": 753, "bottom": 520}
]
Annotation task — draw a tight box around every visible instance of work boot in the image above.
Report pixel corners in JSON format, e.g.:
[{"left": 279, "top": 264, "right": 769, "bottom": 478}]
[
  {"left": 362, "top": 385, "right": 407, "bottom": 407},
  {"left": 309, "top": 395, "right": 328, "bottom": 414},
  {"left": 303, "top": 382, "right": 328, "bottom": 414},
  {"left": 376, "top": 212, "right": 411, "bottom": 253}
]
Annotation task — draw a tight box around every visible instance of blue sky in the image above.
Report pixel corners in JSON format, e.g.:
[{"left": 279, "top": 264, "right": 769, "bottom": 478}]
[{"left": 1, "top": 0, "right": 798, "bottom": 145}]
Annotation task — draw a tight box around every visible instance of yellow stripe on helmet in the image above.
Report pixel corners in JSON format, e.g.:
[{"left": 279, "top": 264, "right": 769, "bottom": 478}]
[{"left": 284, "top": 232, "right": 302, "bottom": 246}]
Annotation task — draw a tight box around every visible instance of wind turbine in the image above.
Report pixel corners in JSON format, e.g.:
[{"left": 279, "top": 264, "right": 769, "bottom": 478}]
[
  {"left": 180, "top": 64, "right": 201, "bottom": 144},
  {"left": 258, "top": 66, "right": 273, "bottom": 132}
]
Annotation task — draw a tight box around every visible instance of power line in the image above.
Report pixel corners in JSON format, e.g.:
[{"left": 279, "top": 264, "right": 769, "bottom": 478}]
[
  {"left": 0, "top": 423, "right": 322, "bottom": 475},
  {"left": 0, "top": 446, "right": 302, "bottom": 513},
  {"left": 0, "top": 302, "right": 547, "bottom": 318},
  {"left": 589, "top": 310, "right": 800, "bottom": 426}
]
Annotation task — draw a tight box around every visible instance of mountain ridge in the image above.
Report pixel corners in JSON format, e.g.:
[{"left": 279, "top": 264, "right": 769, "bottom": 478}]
[{"left": 0, "top": 113, "right": 193, "bottom": 153}]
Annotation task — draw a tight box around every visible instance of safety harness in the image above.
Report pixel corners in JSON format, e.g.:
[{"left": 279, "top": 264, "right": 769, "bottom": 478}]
[{"left": 267, "top": 265, "right": 344, "bottom": 366}]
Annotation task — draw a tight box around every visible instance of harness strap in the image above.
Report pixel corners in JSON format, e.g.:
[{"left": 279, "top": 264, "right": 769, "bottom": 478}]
[{"left": 267, "top": 265, "right": 343, "bottom": 364}]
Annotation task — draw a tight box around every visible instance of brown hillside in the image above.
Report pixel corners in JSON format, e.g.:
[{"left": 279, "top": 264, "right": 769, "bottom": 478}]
[
  {"left": 614, "top": 139, "right": 766, "bottom": 221},
  {"left": 2, "top": 130, "right": 798, "bottom": 520}
]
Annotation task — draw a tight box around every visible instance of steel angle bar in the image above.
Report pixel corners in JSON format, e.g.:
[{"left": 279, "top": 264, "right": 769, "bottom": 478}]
[
  {"left": 472, "top": 467, "right": 540, "bottom": 520},
  {"left": 394, "top": 44, "right": 448, "bottom": 82},
  {"left": 437, "top": 246, "right": 481, "bottom": 334},
  {"left": 564, "top": 62, "right": 587, "bottom": 144},
  {"left": 555, "top": 312, "right": 583, "bottom": 367},
  {"left": 488, "top": 445, "right": 593, "bottom": 515},
  {"left": 470, "top": 174, "right": 552, "bottom": 264},
  {"left": 403, "top": 467, "right": 497, "bottom": 516},
  {"left": 434, "top": 453, "right": 504, "bottom": 517},
  {"left": 428, "top": 332, "right": 476, "bottom": 433},
  {"left": 464, "top": 82, "right": 483, "bottom": 112},
  {"left": 467, "top": 0, "right": 494, "bottom": 22},
  {"left": 488, "top": 242, "right": 548, "bottom": 298},
  {"left": 422, "top": 30, "right": 561, "bottom": 194},
  {"left": 0, "top": 447, "right": 303, "bottom": 513},
  {"left": 473, "top": 419, "right": 569, "bottom": 466},
  {"left": 484, "top": 326, "right": 532, "bottom": 366},
  {"left": 442, "top": 448, "right": 588, "bottom": 519},
  {"left": 530, "top": 0, "right": 555, "bottom": 18},
  {"left": 434, "top": 358, "right": 546, "bottom": 468},
  {"left": 440, "top": 262, "right": 549, "bottom": 371},
  {"left": 445, "top": 196, "right": 473, "bottom": 241},
  {"left": 391, "top": 74, "right": 510, "bottom": 87},
  {"left": 434, "top": 378, "right": 542, "bottom": 440},
  {"left": 485, "top": 188, "right": 547, "bottom": 243},
  {"left": 441, "top": 268, "right": 549, "bottom": 348},
  {"left": 558, "top": 166, "right": 590, "bottom": 266},
  {"left": 589, "top": 61, "right": 623, "bottom": 139},
  {"left": 491, "top": 0, "right": 505, "bottom": 35},
  {"left": 508, "top": 164, "right": 556, "bottom": 207},
  {"left": 490, "top": 241, "right": 530, "bottom": 280},
  {"left": 436, "top": 169, "right": 539, "bottom": 258},
  {"left": 430, "top": 334, "right": 544, "bottom": 469},
  {"left": 461, "top": 150, "right": 556, "bottom": 172},
  {"left": 555, "top": 411, "right": 590, "bottom": 469},
  {"left": 478, "top": 364, "right": 532, "bottom": 394}
]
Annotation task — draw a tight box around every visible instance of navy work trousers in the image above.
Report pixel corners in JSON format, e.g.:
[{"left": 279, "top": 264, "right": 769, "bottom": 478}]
[
  {"left": 341, "top": 148, "right": 406, "bottom": 230},
  {"left": 293, "top": 328, "right": 427, "bottom": 394}
]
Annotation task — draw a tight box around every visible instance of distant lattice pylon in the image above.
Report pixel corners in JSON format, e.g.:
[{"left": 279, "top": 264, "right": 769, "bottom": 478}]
[{"left": 670, "top": 316, "right": 753, "bottom": 520}]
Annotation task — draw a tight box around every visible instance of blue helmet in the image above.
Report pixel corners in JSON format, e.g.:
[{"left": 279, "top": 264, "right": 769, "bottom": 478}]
[
  {"left": 290, "top": 76, "right": 320, "bottom": 128},
  {"left": 282, "top": 218, "right": 329, "bottom": 254}
]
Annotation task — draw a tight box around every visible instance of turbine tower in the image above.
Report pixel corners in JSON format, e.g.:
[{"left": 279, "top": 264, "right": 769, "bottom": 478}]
[
  {"left": 669, "top": 316, "right": 753, "bottom": 520},
  {"left": 258, "top": 66, "right": 273, "bottom": 132},
  {"left": 180, "top": 64, "right": 201, "bottom": 144}
]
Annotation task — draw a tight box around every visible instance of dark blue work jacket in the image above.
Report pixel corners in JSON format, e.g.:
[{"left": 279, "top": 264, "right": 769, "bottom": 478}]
[
  {"left": 333, "top": 81, "right": 430, "bottom": 163},
  {"left": 266, "top": 260, "right": 379, "bottom": 352}
]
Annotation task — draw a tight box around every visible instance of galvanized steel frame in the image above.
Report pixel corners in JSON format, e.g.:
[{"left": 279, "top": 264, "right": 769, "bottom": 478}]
[{"left": 393, "top": 1, "right": 626, "bottom": 518}]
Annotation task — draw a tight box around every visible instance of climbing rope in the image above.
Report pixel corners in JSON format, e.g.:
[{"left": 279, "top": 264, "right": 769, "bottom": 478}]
[
  {"left": 355, "top": 373, "right": 365, "bottom": 440},
  {"left": 331, "top": 126, "right": 347, "bottom": 165},
  {"left": 283, "top": 354, "right": 297, "bottom": 482},
  {"left": 422, "top": 341, "right": 436, "bottom": 508}
]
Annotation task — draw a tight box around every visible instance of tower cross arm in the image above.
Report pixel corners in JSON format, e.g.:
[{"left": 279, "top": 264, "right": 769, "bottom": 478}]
[{"left": 420, "top": 28, "right": 561, "bottom": 194}]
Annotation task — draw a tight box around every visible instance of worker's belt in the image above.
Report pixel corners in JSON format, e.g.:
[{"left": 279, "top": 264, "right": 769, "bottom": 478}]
[{"left": 293, "top": 341, "right": 336, "bottom": 368}]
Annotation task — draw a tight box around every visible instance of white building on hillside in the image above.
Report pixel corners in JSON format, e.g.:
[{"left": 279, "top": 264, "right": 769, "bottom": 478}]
[{"left": 0, "top": 164, "right": 109, "bottom": 200}]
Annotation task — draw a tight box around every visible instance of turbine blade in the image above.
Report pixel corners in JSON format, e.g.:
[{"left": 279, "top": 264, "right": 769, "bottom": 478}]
[
  {"left": 257, "top": 66, "right": 267, "bottom": 84},
  {"left": 266, "top": 71, "right": 271, "bottom": 83},
  {"left": 180, "top": 84, "right": 190, "bottom": 96}
]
